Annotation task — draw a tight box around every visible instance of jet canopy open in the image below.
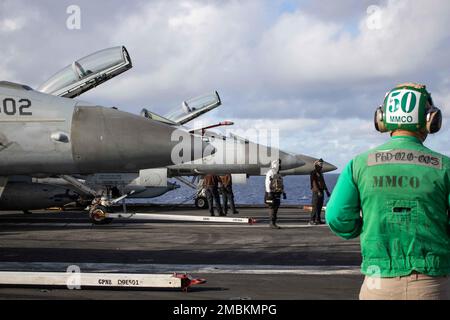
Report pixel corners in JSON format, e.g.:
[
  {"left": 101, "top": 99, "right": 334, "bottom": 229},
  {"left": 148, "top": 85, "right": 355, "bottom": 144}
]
[
  {"left": 141, "top": 91, "right": 222, "bottom": 126},
  {"left": 164, "top": 91, "right": 221, "bottom": 125},
  {"left": 37, "top": 46, "right": 132, "bottom": 98}
]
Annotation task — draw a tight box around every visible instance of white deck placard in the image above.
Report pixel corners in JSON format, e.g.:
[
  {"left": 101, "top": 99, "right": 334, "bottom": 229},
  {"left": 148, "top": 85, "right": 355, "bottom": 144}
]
[{"left": 0, "top": 272, "right": 182, "bottom": 289}]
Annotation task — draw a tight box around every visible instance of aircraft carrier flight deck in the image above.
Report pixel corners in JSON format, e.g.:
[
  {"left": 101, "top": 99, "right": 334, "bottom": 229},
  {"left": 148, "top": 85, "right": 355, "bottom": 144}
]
[{"left": 0, "top": 206, "right": 362, "bottom": 300}]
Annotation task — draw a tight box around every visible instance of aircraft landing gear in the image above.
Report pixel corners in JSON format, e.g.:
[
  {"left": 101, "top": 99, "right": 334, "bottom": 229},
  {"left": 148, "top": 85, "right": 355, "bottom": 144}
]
[
  {"left": 58, "top": 175, "right": 136, "bottom": 225},
  {"left": 88, "top": 191, "right": 135, "bottom": 225},
  {"left": 88, "top": 204, "right": 113, "bottom": 225},
  {"left": 195, "top": 196, "right": 208, "bottom": 210}
]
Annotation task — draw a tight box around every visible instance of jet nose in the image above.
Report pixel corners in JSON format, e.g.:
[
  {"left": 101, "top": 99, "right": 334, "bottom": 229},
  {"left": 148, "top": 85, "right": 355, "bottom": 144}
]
[
  {"left": 280, "top": 151, "right": 306, "bottom": 170},
  {"left": 71, "top": 106, "right": 213, "bottom": 172},
  {"left": 321, "top": 161, "right": 337, "bottom": 173},
  {"left": 282, "top": 155, "right": 337, "bottom": 175}
]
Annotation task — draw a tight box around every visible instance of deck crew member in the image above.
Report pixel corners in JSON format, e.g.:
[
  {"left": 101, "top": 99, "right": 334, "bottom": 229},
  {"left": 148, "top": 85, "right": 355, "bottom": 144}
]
[
  {"left": 265, "top": 159, "right": 286, "bottom": 229},
  {"left": 219, "top": 174, "right": 239, "bottom": 215},
  {"left": 203, "top": 174, "right": 225, "bottom": 217},
  {"left": 326, "top": 83, "right": 449, "bottom": 300},
  {"left": 309, "top": 159, "right": 331, "bottom": 225}
]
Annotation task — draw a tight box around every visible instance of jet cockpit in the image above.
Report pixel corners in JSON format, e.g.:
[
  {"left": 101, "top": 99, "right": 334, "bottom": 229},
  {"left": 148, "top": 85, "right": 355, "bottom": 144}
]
[{"left": 38, "top": 46, "right": 132, "bottom": 98}]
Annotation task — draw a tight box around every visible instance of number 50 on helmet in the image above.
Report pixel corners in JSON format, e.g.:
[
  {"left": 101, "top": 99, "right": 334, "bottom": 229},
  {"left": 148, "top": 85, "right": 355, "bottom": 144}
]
[{"left": 374, "top": 83, "right": 442, "bottom": 134}]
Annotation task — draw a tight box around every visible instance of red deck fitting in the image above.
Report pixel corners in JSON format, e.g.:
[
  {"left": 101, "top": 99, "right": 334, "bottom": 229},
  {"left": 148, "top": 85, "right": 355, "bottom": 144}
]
[{"left": 174, "top": 273, "right": 207, "bottom": 292}]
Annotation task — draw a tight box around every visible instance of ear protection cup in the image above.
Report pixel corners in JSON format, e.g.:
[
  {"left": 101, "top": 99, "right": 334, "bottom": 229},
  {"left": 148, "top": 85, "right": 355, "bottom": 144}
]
[
  {"left": 426, "top": 108, "right": 442, "bottom": 134},
  {"left": 374, "top": 107, "right": 388, "bottom": 132}
]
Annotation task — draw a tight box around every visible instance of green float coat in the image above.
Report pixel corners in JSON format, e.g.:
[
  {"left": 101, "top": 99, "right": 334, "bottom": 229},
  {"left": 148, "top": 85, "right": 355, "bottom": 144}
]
[{"left": 326, "top": 135, "right": 450, "bottom": 277}]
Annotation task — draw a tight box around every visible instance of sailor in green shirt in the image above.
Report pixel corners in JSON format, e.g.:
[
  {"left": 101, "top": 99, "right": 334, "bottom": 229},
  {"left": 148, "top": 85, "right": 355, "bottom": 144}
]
[{"left": 326, "top": 83, "right": 449, "bottom": 300}]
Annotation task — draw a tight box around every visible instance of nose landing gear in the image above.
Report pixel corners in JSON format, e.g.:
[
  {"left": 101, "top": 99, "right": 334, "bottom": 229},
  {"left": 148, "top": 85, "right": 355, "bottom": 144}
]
[
  {"left": 88, "top": 205, "right": 113, "bottom": 225},
  {"left": 194, "top": 195, "right": 208, "bottom": 209},
  {"left": 88, "top": 191, "right": 135, "bottom": 225}
]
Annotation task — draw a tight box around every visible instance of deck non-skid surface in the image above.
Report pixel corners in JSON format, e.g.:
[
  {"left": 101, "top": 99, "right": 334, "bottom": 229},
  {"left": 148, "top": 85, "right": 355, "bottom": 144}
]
[{"left": 0, "top": 207, "right": 363, "bottom": 299}]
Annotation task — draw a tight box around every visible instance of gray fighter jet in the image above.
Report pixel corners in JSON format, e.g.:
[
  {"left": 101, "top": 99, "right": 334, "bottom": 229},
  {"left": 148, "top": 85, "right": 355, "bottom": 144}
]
[
  {"left": 0, "top": 82, "right": 204, "bottom": 176},
  {"left": 0, "top": 46, "right": 212, "bottom": 217},
  {"left": 0, "top": 45, "right": 333, "bottom": 218},
  {"left": 281, "top": 155, "right": 337, "bottom": 175},
  {"left": 0, "top": 85, "right": 209, "bottom": 213}
]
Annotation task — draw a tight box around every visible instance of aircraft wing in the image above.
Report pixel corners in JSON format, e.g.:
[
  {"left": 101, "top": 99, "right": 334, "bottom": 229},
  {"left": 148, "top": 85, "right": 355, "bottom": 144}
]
[{"left": 37, "top": 46, "right": 132, "bottom": 98}]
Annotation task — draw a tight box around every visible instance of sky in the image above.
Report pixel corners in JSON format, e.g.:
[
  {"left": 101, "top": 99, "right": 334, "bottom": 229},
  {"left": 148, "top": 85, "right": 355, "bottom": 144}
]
[{"left": 1, "top": 0, "right": 450, "bottom": 171}]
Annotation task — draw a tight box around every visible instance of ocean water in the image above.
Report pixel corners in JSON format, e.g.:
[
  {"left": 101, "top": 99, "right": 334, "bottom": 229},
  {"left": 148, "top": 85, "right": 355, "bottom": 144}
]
[{"left": 144, "top": 174, "right": 340, "bottom": 205}]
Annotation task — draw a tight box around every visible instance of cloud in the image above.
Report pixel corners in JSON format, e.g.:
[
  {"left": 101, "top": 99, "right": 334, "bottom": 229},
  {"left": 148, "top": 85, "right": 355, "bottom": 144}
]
[
  {"left": 0, "top": 17, "right": 26, "bottom": 32},
  {"left": 256, "top": 0, "right": 450, "bottom": 95},
  {"left": 82, "top": 0, "right": 450, "bottom": 119},
  {"left": 1, "top": 0, "right": 450, "bottom": 171}
]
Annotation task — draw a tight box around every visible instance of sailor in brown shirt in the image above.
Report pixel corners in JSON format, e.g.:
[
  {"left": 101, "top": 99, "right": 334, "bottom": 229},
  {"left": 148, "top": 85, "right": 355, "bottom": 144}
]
[
  {"left": 309, "top": 159, "right": 331, "bottom": 225},
  {"left": 219, "top": 174, "right": 239, "bottom": 215},
  {"left": 203, "top": 174, "right": 225, "bottom": 216}
]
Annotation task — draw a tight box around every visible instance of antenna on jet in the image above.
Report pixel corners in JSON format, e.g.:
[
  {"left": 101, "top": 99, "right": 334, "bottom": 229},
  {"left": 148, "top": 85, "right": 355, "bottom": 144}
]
[{"left": 189, "top": 121, "right": 234, "bottom": 137}]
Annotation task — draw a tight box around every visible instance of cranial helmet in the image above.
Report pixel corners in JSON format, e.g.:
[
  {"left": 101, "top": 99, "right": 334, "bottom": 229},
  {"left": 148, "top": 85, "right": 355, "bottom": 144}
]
[
  {"left": 374, "top": 83, "right": 442, "bottom": 134},
  {"left": 271, "top": 159, "right": 280, "bottom": 173},
  {"left": 314, "top": 159, "right": 324, "bottom": 167}
]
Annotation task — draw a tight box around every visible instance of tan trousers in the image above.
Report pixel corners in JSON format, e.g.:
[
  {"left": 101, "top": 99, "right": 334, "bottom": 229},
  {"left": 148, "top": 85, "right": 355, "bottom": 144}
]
[{"left": 359, "top": 273, "right": 450, "bottom": 300}]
